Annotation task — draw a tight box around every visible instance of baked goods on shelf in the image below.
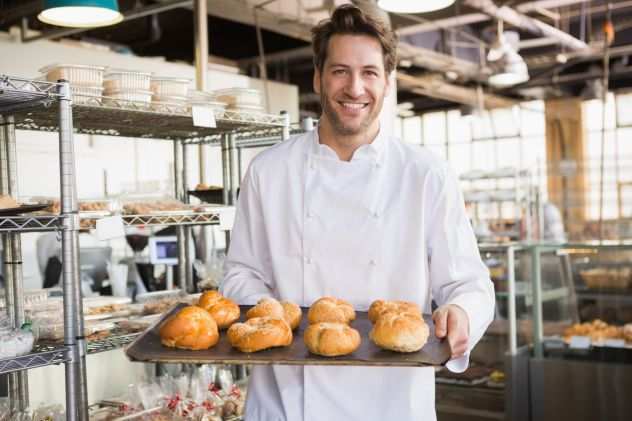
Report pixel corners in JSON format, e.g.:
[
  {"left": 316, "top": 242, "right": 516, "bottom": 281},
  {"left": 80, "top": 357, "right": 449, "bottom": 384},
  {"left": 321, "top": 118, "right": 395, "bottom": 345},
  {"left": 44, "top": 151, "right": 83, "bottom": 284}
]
[
  {"left": 246, "top": 297, "right": 303, "bottom": 330},
  {"left": 304, "top": 322, "right": 361, "bottom": 357},
  {"left": 624, "top": 324, "right": 632, "bottom": 343},
  {"left": 0, "top": 195, "right": 19, "bottom": 209},
  {"left": 159, "top": 305, "right": 219, "bottom": 350},
  {"left": 370, "top": 311, "right": 429, "bottom": 352},
  {"left": 197, "top": 290, "right": 240, "bottom": 329},
  {"left": 307, "top": 296, "right": 355, "bottom": 324},
  {"left": 122, "top": 200, "right": 189, "bottom": 215},
  {"left": 563, "top": 319, "right": 624, "bottom": 343},
  {"left": 368, "top": 299, "right": 421, "bottom": 324},
  {"left": 579, "top": 267, "right": 631, "bottom": 289},
  {"left": 227, "top": 316, "right": 292, "bottom": 352}
]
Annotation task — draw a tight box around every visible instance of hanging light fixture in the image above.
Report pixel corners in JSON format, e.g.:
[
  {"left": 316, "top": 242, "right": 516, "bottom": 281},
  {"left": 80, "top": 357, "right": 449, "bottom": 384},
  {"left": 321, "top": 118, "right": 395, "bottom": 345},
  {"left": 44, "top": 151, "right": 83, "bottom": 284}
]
[
  {"left": 38, "top": 0, "right": 123, "bottom": 28},
  {"left": 487, "top": 22, "right": 529, "bottom": 88},
  {"left": 377, "top": 0, "right": 456, "bottom": 14}
]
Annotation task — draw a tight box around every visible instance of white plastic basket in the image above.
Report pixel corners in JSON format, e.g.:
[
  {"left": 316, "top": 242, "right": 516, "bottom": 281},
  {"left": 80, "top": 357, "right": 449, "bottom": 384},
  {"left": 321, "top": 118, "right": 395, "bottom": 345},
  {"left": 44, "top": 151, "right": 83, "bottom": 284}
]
[
  {"left": 39, "top": 63, "right": 106, "bottom": 86},
  {"left": 152, "top": 94, "right": 188, "bottom": 104},
  {"left": 213, "top": 87, "right": 262, "bottom": 108},
  {"left": 150, "top": 76, "right": 191, "bottom": 97},
  {"left": 104, "top": 70, "right": 152, "bottom": 92},
  {"left": 71, "top": 85, "right": 103, "bottom": 105},
  {"left": 103, "top": 89, "right": 153, "bottom": 106},
  {"left": 188, "top": 99, "right": 228, "bottom": 118}
]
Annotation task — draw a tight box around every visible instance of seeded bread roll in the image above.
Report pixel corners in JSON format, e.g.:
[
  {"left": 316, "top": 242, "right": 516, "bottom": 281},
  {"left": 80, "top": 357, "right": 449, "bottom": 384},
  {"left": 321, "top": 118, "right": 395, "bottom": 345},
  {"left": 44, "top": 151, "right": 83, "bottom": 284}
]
[
  {"left": 369, "top": 312, "right": 429, "bottom": 353},
  {"left": 368, "top": 300, "right": 421, "bottom": 324},
  {"left": 307, "top": 297, "right": 355, "bottom": 324},
  {"left": 227, "top": 316, "right": 293, "bottom": 352},
  {"left": 159, "top": 306, "right": 219, "bottom": 350},
  {"left": 197, "top": 291, "right": 240, "bottom": 329},
  {"left": 304, "top": 322, "right": 361, "bottom": 356},
  {"left": 281, "top": 301, "right": 302, "bottom": 330},
  {"left": 246, "top": 297, "right": 285, "bottom": 320}
]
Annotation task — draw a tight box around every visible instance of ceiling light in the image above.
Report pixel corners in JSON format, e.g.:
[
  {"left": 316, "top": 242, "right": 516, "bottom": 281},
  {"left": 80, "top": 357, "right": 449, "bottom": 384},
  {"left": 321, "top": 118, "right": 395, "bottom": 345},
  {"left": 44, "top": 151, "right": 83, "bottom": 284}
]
[
  {"left": 487, "top": 27, "right": 529, "bottom": 88},
  {"left": 398, "top": 101, "right": 414, "bottom": 110},
  {"left": 378, "top": 0, "right": 456, "bottom": 14},
  {"left": 38, "top": 0, "right": 123, "bottom": 28}
]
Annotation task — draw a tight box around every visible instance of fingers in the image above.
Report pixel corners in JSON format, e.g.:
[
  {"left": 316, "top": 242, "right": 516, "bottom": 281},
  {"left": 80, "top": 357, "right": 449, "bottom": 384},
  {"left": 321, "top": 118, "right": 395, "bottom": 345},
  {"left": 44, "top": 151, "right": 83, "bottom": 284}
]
[
  {"left": 447, "top": 311, "right": 469, "bottom": 357},
  {"left": 432, "top": 307, "right": 448, "bottom": 339}
]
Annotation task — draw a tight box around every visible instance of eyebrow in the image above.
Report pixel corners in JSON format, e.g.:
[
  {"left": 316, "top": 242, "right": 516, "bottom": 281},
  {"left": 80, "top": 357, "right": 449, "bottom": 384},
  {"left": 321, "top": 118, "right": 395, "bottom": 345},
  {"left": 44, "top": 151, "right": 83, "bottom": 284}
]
[{"left": 327, "top": 63, "right": 381, "bottom": 70}]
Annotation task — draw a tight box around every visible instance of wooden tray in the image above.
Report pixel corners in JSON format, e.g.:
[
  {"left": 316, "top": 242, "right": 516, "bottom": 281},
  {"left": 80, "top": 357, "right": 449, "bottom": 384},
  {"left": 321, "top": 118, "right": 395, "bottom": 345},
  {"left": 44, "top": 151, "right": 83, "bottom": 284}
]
[{"left": 125, "top": 303, "right": 451, "bottom": 367}]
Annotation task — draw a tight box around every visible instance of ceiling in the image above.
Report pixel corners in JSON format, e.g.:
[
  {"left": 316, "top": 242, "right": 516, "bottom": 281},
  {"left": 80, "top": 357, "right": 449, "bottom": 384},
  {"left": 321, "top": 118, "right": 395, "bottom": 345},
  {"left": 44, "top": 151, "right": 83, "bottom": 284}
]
[{"left": 2, "top": 0, "right": 632, "bottom": 117}]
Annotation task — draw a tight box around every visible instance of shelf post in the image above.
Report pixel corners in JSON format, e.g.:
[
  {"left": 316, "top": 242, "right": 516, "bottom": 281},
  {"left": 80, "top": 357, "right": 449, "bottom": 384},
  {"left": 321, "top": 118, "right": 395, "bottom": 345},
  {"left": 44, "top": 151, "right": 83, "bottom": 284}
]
[
  {"left": 174, "top": 140, "right": 187, "bottom": 290},
  {"left": 182, "top": 143, "right": 193, "bottom": 292},
  {"left": 531, "top": 245, "right": 544, "bottom": 358},
  {"left": 58, "top": 80, "right": 89, "bottom": 421},
  {"left": 221, "top": 134, "right": 232, "bottom": 248},
  {"left": 507, "top": 245, "right": 518, "bottom": 356}
]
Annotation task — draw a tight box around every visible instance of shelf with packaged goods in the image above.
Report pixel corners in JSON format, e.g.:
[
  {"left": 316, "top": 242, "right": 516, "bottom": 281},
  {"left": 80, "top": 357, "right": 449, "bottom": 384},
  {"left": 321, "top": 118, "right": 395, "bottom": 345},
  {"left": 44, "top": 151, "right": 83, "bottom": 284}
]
[
  {"left": 0, "top": 76, "right": 61, "bottom": 114},
  {"left": 78, "top": 208, "right": 232, "bottom": 229},
  {"left": 87, "top": 332, "right": 141, "bottom": 355},
  {"left": 11, "top": 94, "right": 287, "bottom": 141},
  {"left": 0, "top": 215, "right": 63, "bottom": 232},
  {"left": 0, "top": 344, "right": 69, "bottom": 375}
]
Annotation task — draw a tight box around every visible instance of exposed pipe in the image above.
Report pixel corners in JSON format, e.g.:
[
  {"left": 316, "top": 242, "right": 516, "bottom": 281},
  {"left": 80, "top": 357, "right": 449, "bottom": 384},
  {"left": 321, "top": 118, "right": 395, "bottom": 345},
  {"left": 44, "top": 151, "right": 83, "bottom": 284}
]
[
  {"left": 194, "top": 0, "right": 209, "bottom": 184},
  {"left": 465, "top": 0, "right": 588, "bottom": 51}
]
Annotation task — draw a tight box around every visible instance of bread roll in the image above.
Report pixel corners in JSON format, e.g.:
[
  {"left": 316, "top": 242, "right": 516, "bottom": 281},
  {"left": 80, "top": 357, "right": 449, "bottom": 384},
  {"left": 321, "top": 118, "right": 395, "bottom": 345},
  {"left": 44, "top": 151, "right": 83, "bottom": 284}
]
[
  {"left": 246, "top": 297, "right": 284, "bottom": 320},
  {"left": 281, "top": 301, "right": 302, "bottom": 330},
  {"left": 304, "top": 322, "right": 361, "bottom": 356},
  {"left": 368, "top": 299, "right": 421, "bottom": 324},
  {"left": 369, "top": 312, "right": 429, "bottom": 352},
  {"left": 198, "top": 291, "right": 240, "bottom": 329},
  {"left": 227, "top": 317, "right": 292, "bottom": 352},
  {"left": 159, "top": 306, "right": 219, "bottom": 350},
  {"left": 307, "top": 297, "right": 355, "bottom": 324},
  {"left": 0, "top": 195, "right": 18, "bottom": 209}
]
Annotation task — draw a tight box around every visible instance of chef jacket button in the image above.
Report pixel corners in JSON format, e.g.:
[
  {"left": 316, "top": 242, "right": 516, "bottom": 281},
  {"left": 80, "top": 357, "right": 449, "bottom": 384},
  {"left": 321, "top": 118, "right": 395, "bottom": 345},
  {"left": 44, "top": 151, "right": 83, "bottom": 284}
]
[
  {"left": 372, "top": 211, "right": 380, "bottom": 218},
  {"left": 375, "top": 161, "right": 382, "bottom": 168},
  {"left": 307, "top": 211, "right": 313, "bottom": 218},
  {"left": 304, "top": 256, "right": 312, "bottom": 264},
  {"left": 370, "top": 259, "right": 377, "bottom": 266},
  {"left": 310, "top": 162, "right": 316, "bottom": 170}
]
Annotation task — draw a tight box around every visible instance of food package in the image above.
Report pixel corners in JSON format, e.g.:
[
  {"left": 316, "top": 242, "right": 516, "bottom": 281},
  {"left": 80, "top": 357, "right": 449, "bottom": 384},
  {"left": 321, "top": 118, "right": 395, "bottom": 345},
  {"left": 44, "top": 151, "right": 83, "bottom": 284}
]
[{"left": 0, "top": 316, "right": 35, "bottom": 359}]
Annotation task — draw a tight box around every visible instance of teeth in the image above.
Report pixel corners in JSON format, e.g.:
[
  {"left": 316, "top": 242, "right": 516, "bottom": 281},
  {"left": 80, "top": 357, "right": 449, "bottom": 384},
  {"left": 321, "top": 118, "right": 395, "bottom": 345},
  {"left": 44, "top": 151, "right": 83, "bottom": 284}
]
[{"left": 341, "top": 102, "right": 366, "bottom": 109}]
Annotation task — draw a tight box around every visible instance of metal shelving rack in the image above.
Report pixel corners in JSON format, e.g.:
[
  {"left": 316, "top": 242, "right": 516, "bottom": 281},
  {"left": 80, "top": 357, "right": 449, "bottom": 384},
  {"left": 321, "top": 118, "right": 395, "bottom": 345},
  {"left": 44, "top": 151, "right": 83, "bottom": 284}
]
[{"left": 1, "top": 73, "right": 291, "bottom": 420}]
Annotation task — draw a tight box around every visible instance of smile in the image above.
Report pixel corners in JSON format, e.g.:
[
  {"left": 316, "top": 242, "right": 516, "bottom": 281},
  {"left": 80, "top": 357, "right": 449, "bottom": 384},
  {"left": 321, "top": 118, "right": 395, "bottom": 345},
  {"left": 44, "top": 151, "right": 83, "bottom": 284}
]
[{"left": 338, "top": 101, "right": 369, "bottom": 110}]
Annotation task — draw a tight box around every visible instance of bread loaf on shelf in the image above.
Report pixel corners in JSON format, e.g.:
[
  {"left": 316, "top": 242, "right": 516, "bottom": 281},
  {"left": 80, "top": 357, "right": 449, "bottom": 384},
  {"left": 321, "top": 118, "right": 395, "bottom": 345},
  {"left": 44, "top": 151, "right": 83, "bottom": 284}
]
[{"left": 159, "top": 305, "right": 219, "bottom": 350}]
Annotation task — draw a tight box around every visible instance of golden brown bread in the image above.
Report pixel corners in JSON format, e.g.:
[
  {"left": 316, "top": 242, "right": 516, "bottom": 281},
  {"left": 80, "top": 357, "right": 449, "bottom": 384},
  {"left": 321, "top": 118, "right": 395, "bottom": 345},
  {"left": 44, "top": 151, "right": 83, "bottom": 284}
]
[
  {"left": 197, "top": 291, "right": 240, "bottom": 329},
  {"left": 307, "top": 297, "right": 355, "bottom": 324},
  {"left": 369, "top": 311, "right": 429, "bottom": 352},
  {"left": 246, "top": 297, "right": 285, "bottom": 320},
  {"left": 281, "top": 301, "right": 302, "bottom": 330},
  {"left": 0, "top": 195, "right": 18, "bottom": 209},
  {"left": 227, "top": 317, "right": 292, "bottom": 352},
  {"left": 368, "top": 300, "right": 421, "bottom": 324},
  {"left": 304, "top": 322, "right": 361, "bottom": 356},
  {"left": 159, "top": 305, "right": 219, "bottom": 350}
]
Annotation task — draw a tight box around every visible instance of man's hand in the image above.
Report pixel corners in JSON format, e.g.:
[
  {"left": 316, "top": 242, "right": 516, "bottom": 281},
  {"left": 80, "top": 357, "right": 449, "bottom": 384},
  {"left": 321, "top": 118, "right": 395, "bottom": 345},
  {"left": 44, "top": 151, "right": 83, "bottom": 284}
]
[{"left": 432, "top": 304, "right": 470, "bottom": 358}]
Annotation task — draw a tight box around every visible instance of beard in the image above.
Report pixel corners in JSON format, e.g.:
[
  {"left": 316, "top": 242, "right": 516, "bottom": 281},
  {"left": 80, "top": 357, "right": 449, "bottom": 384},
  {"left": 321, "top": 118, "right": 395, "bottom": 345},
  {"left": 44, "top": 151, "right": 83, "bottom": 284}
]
[{"left": 319, "top": 86, "right": 384, "bottom": 137}]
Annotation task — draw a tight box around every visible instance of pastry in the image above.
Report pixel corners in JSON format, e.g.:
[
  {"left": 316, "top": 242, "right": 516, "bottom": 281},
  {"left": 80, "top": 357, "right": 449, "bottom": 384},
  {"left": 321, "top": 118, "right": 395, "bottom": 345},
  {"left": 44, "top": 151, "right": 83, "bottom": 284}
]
[
  {"left": 159, "top": 305, "right": 219, "bottom": 350},
  {"left": 307, "top": 297, "right": 355, "bottom": 324},
  {"left": 304, "top": 322, "right": 361, "bottom": 356},
  {"left": 198, "top": 290, "right": 240, "bottom": 329},
  {"left": 227, "top": 316, "right": 292, "bottom": 352},
  {"left": 370, "top": 311, "right": 429, "bottom": 352},
  {"left": 0, "top": 195, "right": 18, "bottom": 209},
  {"left": 281, "top": 301, "right": 302, "bottom": 330},
  {"left": 624, "top": 324, "right": 632, "bottom": 343},
  {"left": 368, "top": 299, "right": 421, "bottom": 324},
  {"left": 246, "top": 297, "right": 285, "bottom": 320}
]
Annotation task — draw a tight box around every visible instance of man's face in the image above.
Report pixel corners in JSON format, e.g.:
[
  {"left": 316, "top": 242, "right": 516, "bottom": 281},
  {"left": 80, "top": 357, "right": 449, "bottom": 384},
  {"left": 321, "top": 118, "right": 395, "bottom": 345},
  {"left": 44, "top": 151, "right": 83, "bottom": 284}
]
[{"left": 314, "top": 34, "right": 391, "bottom": 137}]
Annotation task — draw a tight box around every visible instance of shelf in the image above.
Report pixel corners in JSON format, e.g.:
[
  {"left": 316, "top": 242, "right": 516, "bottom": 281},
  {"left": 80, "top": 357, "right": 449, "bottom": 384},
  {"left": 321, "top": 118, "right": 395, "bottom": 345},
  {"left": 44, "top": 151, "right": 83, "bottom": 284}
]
[
  {"left": 13, "top": 96, "right": 286, "bottom": 140},
  {"left": 120, "top": 211, "right": 221, "bottom": 227},
  {"left": 0, "top": 344, "right": 69, "bottom": 375},
  {"left": 0, "top": 215, "right": 63, "bottom": 232},
  {"left": 0, "top": 76, "right": 61, "bottom": 114},
  {"left": 575, "top": 288, "right": 632, "bottom": 304},
  {"left": 87, "top": 332, "right": 140, "bottom": 355}
]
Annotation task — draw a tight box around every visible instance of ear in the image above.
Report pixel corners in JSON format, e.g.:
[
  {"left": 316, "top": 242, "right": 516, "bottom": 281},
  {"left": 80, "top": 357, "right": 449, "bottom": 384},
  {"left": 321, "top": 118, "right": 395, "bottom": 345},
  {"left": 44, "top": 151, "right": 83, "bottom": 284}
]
[
  {"left": 383, "top": 71, "right": 393, "bottom": 98},
  {"left": 313, "top": 69, "right": 321, "bottom": 95}
]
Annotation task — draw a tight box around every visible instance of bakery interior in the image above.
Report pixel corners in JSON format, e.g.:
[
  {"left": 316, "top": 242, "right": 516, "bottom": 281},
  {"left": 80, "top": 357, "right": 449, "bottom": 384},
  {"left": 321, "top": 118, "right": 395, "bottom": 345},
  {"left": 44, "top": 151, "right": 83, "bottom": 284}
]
[{"left": 1, "top": 0, "right": 632, "bottom": 419}]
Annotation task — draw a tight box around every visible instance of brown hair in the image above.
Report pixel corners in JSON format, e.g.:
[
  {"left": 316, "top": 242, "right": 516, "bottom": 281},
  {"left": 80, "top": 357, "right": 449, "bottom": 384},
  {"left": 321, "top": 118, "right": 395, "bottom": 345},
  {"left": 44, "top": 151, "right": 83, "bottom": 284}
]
[{"left": 311, "top": 4, "right": 398, "bottom": 74}]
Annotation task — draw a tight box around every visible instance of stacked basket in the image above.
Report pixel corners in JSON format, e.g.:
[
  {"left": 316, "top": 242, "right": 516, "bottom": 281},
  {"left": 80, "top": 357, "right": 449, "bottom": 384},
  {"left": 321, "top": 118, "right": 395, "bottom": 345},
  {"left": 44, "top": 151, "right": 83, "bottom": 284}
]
[
  {"left": 103, "top": 70, "right": 153, "bottom": 108},
  {"left": 39, "top": 64, "right": 106, "bottom": 104}
]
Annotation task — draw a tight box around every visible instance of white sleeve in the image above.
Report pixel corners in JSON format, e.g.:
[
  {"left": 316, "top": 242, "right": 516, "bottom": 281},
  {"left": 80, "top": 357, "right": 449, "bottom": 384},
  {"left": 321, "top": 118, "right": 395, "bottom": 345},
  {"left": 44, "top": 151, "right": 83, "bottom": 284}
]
[
  {"left": 219, "top": 165, "right": 274, "bottom": 304},
  {"left": 426, "top": 166, "right": 496, "bottom": 373}
]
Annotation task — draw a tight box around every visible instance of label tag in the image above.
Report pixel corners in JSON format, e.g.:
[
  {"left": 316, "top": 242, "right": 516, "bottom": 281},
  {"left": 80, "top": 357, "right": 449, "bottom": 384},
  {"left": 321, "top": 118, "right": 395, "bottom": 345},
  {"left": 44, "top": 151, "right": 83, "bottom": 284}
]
[
  {"left": 568, "top": 336, "right": 591, "bottom": 349},
  {"left": 192, "top": 106, "right": 216, "bottom": 128},
  {"left": 218, "top": 207, "right": 236, "bottom": 231},
  {"left": 604, "top": 339, "right": 626, "bottom": 348},
  {"left": 96, "top": 216, "right": 125, "bottom": 240}
]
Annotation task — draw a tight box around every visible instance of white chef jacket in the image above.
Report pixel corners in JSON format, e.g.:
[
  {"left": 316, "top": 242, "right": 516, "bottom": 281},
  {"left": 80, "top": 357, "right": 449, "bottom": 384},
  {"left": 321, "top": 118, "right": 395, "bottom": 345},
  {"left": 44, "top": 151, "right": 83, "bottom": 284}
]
[{"left": 220, "top": 128, "right": 495, "bottom": 421}]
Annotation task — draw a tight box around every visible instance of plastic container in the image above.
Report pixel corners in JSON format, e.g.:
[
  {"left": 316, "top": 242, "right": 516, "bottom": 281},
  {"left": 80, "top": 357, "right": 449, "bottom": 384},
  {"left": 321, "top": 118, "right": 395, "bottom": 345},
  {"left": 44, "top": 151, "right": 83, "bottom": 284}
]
[
  {"left": 70, "top": 85, "right": 104, "bottom": 105},
  {"left": 103, "top": 89, "right": 153, "bottom": 106},
  {"left": 188, "top": 100, "right": 228, "bottom": 118},
  {"left": 104, "top": 70, "right": 152, "bottom": 92},
  {"left": 151, "top": 76, "right": 191, "bottom": 97},
  {"left": 212, "top": 87, "right": 262, "bottom": 108},
  {"left": 229, "top": 103, "right": 264, "bottom": 114},
  {"left": 153, "top": 94, "right": 188, "bottom": 104},
  {"left": 39, "top": 64, "right": 106, "bottom": 86}
]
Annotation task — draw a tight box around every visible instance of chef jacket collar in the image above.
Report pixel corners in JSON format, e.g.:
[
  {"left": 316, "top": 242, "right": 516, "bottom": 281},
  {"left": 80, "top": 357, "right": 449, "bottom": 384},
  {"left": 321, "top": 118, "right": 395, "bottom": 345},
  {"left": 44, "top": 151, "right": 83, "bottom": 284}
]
[{"left": 310, "top": 124, "right": 387, "bottom": 164}]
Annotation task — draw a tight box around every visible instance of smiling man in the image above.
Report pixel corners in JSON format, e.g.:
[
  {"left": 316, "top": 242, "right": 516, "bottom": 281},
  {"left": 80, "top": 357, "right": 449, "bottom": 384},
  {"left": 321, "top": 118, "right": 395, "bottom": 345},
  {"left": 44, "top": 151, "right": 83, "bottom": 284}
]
[{"left": 220, "top": 4, "right": 495, "bottom": 420}]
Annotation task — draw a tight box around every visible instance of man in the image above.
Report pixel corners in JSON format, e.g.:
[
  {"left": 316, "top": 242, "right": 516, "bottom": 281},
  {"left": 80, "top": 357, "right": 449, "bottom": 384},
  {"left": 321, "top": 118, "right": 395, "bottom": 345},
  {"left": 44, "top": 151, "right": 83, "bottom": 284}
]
[{"left": 220, "top": 5, "right": 495, "bottom": 420}]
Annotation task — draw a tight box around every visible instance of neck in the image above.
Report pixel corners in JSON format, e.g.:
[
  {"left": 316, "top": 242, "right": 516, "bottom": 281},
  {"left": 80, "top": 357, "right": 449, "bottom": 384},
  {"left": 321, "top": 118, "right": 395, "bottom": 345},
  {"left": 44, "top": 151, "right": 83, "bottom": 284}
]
[{"left": 317, "top": 118, "right": 380, "bottom": 161}]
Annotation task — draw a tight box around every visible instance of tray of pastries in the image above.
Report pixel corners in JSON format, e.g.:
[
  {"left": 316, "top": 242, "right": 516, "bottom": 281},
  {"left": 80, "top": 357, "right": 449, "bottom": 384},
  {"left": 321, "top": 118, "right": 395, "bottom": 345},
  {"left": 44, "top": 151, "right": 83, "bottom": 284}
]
[{"left": 126, "top": 293, "right": 451, "bottom": 367}]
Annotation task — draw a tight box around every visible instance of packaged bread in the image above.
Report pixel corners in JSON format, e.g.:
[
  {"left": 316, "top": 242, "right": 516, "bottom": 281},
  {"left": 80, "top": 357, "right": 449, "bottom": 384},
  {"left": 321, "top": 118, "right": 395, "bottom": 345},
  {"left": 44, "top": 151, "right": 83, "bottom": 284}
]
[
  {"left": 159, "top": 305, "right": 219, "bottom": 350},
  {"left": 304, "top": 322, "right": 361, "bottom": 357},
  {"left": 307, "top": 296, "right": 355, "bottom": 324},
  {"left": 197, "top": 290, "right": 240, "bottom": 329},
  {"left": 227, "top": 316, "right": 292, "bottom": 352},
  {"left": 246, "top": 297, "right": 302, "bottom": 330}
]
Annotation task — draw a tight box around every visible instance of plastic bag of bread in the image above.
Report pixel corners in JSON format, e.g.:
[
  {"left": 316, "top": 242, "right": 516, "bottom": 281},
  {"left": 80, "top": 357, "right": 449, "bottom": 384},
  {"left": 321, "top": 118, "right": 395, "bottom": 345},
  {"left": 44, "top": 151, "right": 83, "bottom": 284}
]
[
  {"left": 159, "top": 306, "right": 219, "bottom": 350},
  {"left": 307, "top": 296, "right": 355, "bottom": 324},
  {"left": 227, "top": 316, "right": 292, "bottom": 352}
]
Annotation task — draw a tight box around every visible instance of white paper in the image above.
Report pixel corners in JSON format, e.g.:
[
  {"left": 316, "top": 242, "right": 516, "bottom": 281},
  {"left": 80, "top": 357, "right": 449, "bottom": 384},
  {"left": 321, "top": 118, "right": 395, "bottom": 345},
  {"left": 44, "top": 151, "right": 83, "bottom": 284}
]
[
  {"left": 218, "top": 206, "right": 236, "bottom": 231},
  {"left": 192, "top": 106, "right": 217, "bottom": 128},
  {"left": 603, "top": 339, "right": 626, "bottom": 348},
  {"left": 96, "top": 216, "right": 125, "bottom": 241},
  {"left": 568, "top": 335, "right": 591, "bottom": 349}
]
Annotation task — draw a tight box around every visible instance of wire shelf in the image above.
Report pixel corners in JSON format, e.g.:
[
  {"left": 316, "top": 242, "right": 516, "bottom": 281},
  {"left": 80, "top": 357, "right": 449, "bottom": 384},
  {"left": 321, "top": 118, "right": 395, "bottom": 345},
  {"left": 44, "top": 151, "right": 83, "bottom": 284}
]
[
  {"left": 120, "top": 211, "right": 221, "bottom": 227},
  {"left": 0, "top": 344, "right": 69, "bottom": 375},
  {"left": 0, "top": 215, "right": 63, "bottom": 232},
  {"left": 13, "top": 94, "right": 287, "bottom": 140},
  {"left": 87, "top": 332, "right": 141, "bottom": 355},
  {"left": 0, "top": 76, "right": 61, "bottom": 114}
]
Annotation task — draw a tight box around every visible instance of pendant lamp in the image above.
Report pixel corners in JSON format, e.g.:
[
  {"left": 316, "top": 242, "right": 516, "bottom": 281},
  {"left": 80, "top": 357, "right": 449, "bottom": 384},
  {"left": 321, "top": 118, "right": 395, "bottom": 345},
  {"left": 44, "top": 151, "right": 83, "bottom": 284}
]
[
  {"left": 377, "top": 0, "right": 456, "bottom": 13},
  {"left": 487, "top": 25, "right": 529, "bottom": 88},
  {"left": 38, "top": 0, "right": 124, "bottom": 28}
]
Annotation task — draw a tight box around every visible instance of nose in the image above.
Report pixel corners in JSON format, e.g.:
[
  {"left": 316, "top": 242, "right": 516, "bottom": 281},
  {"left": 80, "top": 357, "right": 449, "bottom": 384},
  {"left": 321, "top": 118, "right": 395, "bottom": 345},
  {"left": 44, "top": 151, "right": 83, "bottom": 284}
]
[{"left": 344, "top": 72, "right": 365, "bottom": 98}]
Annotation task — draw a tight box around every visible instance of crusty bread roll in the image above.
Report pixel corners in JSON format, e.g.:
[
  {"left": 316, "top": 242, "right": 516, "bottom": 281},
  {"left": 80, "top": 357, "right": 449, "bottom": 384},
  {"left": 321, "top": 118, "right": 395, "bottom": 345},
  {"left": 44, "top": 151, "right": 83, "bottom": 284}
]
[
  {"left": 304, "top": 322, "right": 361, "bottom": 356},
  {"left": 197, "top": 291, "right": 240, "bottom": 329},
  {"left": 246, "top": 297, "right": 285, "bottom": 320},
  {"left": 369, "top": 312, "right": 429, "bottom": 352},
  {"left": 368, "top": 299, "right": 421, "bottom": 324},
  {"left": 227, "top": 316, "right": 292, "bottom": 352},
  {"left": 624, "top": 324, "right": 632, "bottom": 343},
  {"left": 159, "top": 305, "right": 219, "bottom": 350},
  {"left": 307, "top": 297, "right": 355, "bottom": 324},
  {"left": 281, "top": 301, "right": 302, "bottom": 330},
  {"left": 0, "top": 195, "right": 18, "bottom": 209}
]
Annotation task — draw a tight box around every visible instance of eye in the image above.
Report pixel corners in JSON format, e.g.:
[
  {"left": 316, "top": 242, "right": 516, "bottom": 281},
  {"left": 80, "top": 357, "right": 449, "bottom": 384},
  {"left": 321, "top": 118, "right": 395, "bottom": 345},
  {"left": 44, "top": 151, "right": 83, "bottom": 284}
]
[
  {"left": 332, "top": 69, "right": 347, "bottom": 75},
  {"left": 364, "top": 70, "right": 379, "bottom": 77}
]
